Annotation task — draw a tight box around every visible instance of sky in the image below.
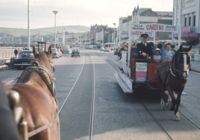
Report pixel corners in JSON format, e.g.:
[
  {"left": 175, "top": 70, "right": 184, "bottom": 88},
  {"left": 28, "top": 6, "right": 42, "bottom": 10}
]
[{"left": 0, "top": 0, "right": 173, "bottom": 29}]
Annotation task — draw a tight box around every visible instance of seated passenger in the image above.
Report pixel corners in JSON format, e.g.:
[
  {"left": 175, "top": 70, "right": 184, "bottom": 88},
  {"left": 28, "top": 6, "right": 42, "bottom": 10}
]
[
  {"left": 153, "top": 48, "right": 162, "bottom": 63},
  {"left": 136, "top": 34, "right": 153, "bottom": 59},
  {"left": 161, "top": 43, "right": 175, "bottom": 62}
]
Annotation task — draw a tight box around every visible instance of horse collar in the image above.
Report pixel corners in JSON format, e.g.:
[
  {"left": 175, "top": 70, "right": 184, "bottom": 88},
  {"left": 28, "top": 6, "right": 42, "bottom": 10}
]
[{"left": 20, "top": 65, "right": 56, "bottom": 97}]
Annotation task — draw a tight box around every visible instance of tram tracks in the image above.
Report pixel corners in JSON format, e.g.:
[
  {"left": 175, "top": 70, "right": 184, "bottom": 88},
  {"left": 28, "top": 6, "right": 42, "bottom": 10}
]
[
  {"left": 58, "top": 55, "right": 85, "bottom": 114},
  {"left": 58, "top": 53, "right": 97, "bottom": 140}
]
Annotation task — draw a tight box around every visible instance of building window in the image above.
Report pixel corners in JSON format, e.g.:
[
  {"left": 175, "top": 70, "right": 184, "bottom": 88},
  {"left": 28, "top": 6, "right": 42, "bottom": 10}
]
[
  {"left": 193, "top": 15, "right": 196, "bottom": 27},
  {"left": 189, "top": 16, "right": 191, "bottom": 26},
  {"left": 184, "top": 17, "right": 187, "bottom": 26}
]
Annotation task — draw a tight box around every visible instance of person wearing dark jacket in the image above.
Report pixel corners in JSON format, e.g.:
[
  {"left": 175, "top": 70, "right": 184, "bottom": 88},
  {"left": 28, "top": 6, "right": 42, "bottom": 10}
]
[
  {"left": 0, "top": 88, "right": 22, "bottom": 140},
  {"left": 136, "top": 33, "right": 154, "bottom": 58}
]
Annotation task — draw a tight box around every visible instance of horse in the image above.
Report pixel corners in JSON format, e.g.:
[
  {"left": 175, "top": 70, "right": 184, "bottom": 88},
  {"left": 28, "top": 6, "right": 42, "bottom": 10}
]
[
  {"left": 2, "top": 46, "right": 60, "bottom": 140},
  {"left": 157, "top": 45, "right": 192, "bottom": 120}
]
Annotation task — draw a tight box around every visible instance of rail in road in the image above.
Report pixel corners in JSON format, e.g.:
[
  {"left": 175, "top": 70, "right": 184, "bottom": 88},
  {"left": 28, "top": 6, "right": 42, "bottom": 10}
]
[{"left": 55, "top": 53, "right": 98, "bottom": 140}]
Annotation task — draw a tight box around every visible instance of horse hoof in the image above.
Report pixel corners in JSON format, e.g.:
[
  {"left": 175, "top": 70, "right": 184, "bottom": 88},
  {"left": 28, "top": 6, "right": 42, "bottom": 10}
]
[
  {"left": 166, "top": 101, "right": 172, "bottom": 110},
  {"left": 160, "top": 98, "right": 165, "bottom": 110},
  {"left": 175, "top": 112, "right": 181, "bottom": 121}
]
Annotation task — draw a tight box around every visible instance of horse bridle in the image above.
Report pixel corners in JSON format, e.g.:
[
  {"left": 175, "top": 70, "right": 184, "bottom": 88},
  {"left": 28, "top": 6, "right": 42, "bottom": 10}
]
[
  {"left": 169, "top": 52, "right": 190, "bottom": 80},
  {"left": 31, "top": 60, "right": 56, "bottom": 97}
]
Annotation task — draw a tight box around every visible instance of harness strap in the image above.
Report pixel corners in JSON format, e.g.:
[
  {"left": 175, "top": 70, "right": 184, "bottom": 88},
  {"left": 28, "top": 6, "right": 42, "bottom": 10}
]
[
  {"left": 28, "top": 124, "right": 50, "bottom": 138},
  {"left": 17, "top": 65, "right": 56, "bottom": 98}
]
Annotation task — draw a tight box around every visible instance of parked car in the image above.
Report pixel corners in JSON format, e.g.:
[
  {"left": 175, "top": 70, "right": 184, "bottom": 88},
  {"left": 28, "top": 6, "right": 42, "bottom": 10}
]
[
  {"left": 71, "top": 49, "right": 80, "bottom": 57},
  {"left": 62, "top": 45, "right": 72, "bottom": 54},
  {"left": 51, "top": 47, "right": 62, "bottom": 58},
  {"left": 13, "top": 50, "right": 34, "bottom": 69},
  {"left": 100, "top": 47, "right": 109, "bottom": 52}
]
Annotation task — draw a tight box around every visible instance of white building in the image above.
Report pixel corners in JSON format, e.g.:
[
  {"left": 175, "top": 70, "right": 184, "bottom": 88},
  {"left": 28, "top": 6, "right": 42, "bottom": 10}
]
[
  {"left": 118, "top": 6, "right": 173, "bottom": 43},
  {"left": 173, "top": 0, "right": 200, "bottom": 59},
  {"left": 173, "top": 0, "right": 200, "bottom": 35}
]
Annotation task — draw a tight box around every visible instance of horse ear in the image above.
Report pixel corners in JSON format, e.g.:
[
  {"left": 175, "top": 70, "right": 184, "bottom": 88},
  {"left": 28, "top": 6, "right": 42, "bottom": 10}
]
[
  {"left": 187, "top": 45, "right": 192, "bottom": 52},
  {"left": 48, "top": 46, "right": 52, "bottom": 55},
  {"left": 178, "top": 45, "right": 183, "bottom": 52},
  {"left": 32, "top": 46, "right": 38, "bottom": 57}
]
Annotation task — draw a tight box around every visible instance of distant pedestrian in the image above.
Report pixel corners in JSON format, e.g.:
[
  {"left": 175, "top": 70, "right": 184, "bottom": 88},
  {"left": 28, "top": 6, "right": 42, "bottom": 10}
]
[{"left": 14, "top": 49, "right": 18, "bottom": 58}]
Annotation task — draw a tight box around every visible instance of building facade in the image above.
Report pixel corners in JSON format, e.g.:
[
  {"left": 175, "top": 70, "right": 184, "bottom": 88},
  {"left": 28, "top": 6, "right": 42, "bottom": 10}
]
[
  {"left": 89, "top": 25, "right": 114, "bottom": 47},
  {"left": 118, "top": 6, "right": 173, "bottom": 43},
  {"left": 173, "top": 0, "right": 200, "bottom": 58},
  {"left": 173, "top": 0, "right": 200, "bottom": 36}
]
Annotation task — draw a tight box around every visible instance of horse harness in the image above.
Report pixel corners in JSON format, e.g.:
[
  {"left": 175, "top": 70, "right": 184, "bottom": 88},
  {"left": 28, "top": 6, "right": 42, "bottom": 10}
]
[
  {"left": 162, "top": 52, "right": 189, "bottom": 88},
  {"left": 17, "top": 62, "right": 56, "bottom": 98},
  {"left": 7, "top": 62, "right": 57, "bottom": 139}
]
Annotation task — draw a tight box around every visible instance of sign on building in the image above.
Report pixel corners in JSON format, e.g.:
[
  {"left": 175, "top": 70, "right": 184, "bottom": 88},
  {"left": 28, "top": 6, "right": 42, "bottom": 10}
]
[{"left": 132, "top": 23, "right": 176, "bottom": 32}]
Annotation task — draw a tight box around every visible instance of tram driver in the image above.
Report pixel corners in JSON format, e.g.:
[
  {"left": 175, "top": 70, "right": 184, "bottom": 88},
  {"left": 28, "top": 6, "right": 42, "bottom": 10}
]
[{"left": 136, "top": 33, "right": 154, "bottom": 59}]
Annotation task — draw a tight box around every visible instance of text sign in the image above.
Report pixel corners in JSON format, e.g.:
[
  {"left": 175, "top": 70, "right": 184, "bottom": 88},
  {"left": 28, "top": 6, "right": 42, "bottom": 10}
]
[
  {"left": 132, "top": 23, "right": 176, "bottom": 32},
  {"left": 135, "top": 62, "right": 147, "bottom": 82}
]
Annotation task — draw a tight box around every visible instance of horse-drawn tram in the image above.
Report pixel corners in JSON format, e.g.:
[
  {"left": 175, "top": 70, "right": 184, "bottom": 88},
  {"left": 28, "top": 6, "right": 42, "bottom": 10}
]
[
  {"left": 114, "top": 23, "right": 198, "bottom": 120},
  {"left": 115, "top": 45, "right": 159, "bottom": 94}
]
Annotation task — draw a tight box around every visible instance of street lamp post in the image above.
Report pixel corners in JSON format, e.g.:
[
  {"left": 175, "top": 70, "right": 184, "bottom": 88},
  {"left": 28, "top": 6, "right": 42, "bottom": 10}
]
[
  {"left": 113, "top": 23, "right": 116, "bottom": 45},
  {"left": 178, "top": 0, "right": 182, "bottom": 47},
  {"left": 52, "top": 10, "right": 58, "bottom": 47},
  {"left": 27, "top": 0, "right": 30, "bottom": 50}
]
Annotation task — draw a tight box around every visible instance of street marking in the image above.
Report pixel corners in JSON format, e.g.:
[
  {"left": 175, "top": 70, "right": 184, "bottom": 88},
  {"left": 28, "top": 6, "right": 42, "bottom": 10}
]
[
  {"left": 58, "top": 56, "right": 85, "bottom": 114},
  {"left": 89, "top": 56, "right": 96, "bottom": 140}
]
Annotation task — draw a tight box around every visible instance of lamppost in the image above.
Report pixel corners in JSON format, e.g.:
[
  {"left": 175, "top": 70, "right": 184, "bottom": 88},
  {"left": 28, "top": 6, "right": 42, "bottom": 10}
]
[
  {"left": 27, "top": 0, "right": 30, "bottom": 50},
  {"left": 178, "top": 0, "right": 182, "bottom": 47},
  {"left": 52, "top": 10, "right": 58, "bottom": 47},
  {"left": 113, "top": 23, "right": 116, "bottom": 45}
]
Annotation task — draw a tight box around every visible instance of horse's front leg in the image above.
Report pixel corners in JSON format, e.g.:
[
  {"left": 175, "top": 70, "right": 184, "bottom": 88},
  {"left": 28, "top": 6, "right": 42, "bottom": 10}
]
[
  {"left": 168, "top": 88, "right": 175, "bottom": 111},
  {"left": 160, "top": 90, "right": 167, "bottom": 110},
  {"left": 174, "top": 92, "right": 182, "bottom": 121}
]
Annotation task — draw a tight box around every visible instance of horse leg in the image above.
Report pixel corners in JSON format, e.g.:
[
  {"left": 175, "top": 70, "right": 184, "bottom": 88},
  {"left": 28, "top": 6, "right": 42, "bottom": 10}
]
[
  {"left": 174, "top": 93, "right": 181, "bottom": 121},
  {"left": 160, "top": 90, "right": 169, "bottom": 110},
  {"left": 168, "top": 88, "right": 175, "bottom": 111}
]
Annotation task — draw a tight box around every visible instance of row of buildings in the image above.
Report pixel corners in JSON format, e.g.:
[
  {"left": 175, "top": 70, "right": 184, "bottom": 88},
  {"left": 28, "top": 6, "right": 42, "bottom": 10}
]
[
  {"left": 90, "top": 6, "right": 174, "bottom": 47},
  {"left": 90, "top": 0, "right": 200, "bottom": 51}
]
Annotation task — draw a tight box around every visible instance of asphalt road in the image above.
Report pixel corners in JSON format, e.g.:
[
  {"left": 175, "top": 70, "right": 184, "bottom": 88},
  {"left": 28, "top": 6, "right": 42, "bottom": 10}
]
[{"left": 0, "top": 50, "right": 200, "bottom": 140}]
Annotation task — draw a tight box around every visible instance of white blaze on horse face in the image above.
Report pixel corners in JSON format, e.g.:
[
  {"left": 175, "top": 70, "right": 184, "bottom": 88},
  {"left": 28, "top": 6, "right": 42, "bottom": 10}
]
[{"left": 183, "top": 54, "right": 189, "bottom": 75}]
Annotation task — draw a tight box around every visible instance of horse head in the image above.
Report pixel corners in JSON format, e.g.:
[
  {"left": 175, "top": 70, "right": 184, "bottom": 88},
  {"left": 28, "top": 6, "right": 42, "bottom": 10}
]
[
  {"left": 171, "top": 45, "right": 191, "bottom": 81},
  {"left": 31, "top": 46, "right": 56, "bottom": 96},
  {"left": 32, "top": 46, "right": 55, "bottom": 73}
]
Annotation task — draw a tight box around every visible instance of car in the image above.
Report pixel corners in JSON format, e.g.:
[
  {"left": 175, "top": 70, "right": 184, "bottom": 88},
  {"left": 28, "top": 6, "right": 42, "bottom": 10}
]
[
  {"left": 100, "top": 47, "right": 109, "bottom": 52},
  {"left": 13, "top": 50, "right": 34, "bottom": 69},
  {"left": 51, "top": 47, "right": 62, "bottom": 58},
  {"left": 71, "top": 49, "right": 80, "bottom": 57},
  {"left": 62, "top": 45, "right": 72, "bottom": 54}
]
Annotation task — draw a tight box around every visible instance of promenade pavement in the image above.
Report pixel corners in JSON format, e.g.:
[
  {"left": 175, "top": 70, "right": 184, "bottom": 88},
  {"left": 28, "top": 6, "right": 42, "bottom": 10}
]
[{"left": 191, "top": 61, "right": 200, "bottom": 72}]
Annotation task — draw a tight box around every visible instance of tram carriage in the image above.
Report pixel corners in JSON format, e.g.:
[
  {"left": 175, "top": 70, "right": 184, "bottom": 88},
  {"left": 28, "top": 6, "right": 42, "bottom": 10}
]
[{"left": 115, "top": 46, "right": 160, "bottom": 94}]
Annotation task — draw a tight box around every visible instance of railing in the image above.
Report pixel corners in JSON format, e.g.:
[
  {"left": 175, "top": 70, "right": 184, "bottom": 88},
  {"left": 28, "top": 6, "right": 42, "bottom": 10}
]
[{"left": 0, "top": 47, "right": 23, "bottom": 66}]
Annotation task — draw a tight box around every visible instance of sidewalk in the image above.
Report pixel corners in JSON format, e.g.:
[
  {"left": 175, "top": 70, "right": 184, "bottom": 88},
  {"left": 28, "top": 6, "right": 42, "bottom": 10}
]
[{"left": 191, "top": 61, "right": 200, "bottom": 72}]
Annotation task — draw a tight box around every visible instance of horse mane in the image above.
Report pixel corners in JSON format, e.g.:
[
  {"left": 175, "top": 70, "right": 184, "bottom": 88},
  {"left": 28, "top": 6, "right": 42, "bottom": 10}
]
[{"left": 16, "top": 66, "right": 55, "bottom": 97}]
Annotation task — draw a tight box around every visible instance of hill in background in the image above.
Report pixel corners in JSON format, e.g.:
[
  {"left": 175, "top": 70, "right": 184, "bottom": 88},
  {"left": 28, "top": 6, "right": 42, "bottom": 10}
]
[{"left": 0, "top": 25, "right": 90, "bottom": 36}]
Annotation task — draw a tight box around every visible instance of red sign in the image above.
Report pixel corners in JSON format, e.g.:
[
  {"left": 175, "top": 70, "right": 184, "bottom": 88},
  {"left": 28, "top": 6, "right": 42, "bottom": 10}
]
[{"left": 146, "top": 24, "right": 164, "bottom": 31}]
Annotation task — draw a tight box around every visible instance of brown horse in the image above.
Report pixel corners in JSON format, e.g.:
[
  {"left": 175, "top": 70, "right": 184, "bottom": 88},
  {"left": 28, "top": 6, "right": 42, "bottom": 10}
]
[
  {"left": 2, "top": 46, "right": 60, "bottom": 140},
  {"left": 157, "top": 45, "right": 192, "bottom": 120}
]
